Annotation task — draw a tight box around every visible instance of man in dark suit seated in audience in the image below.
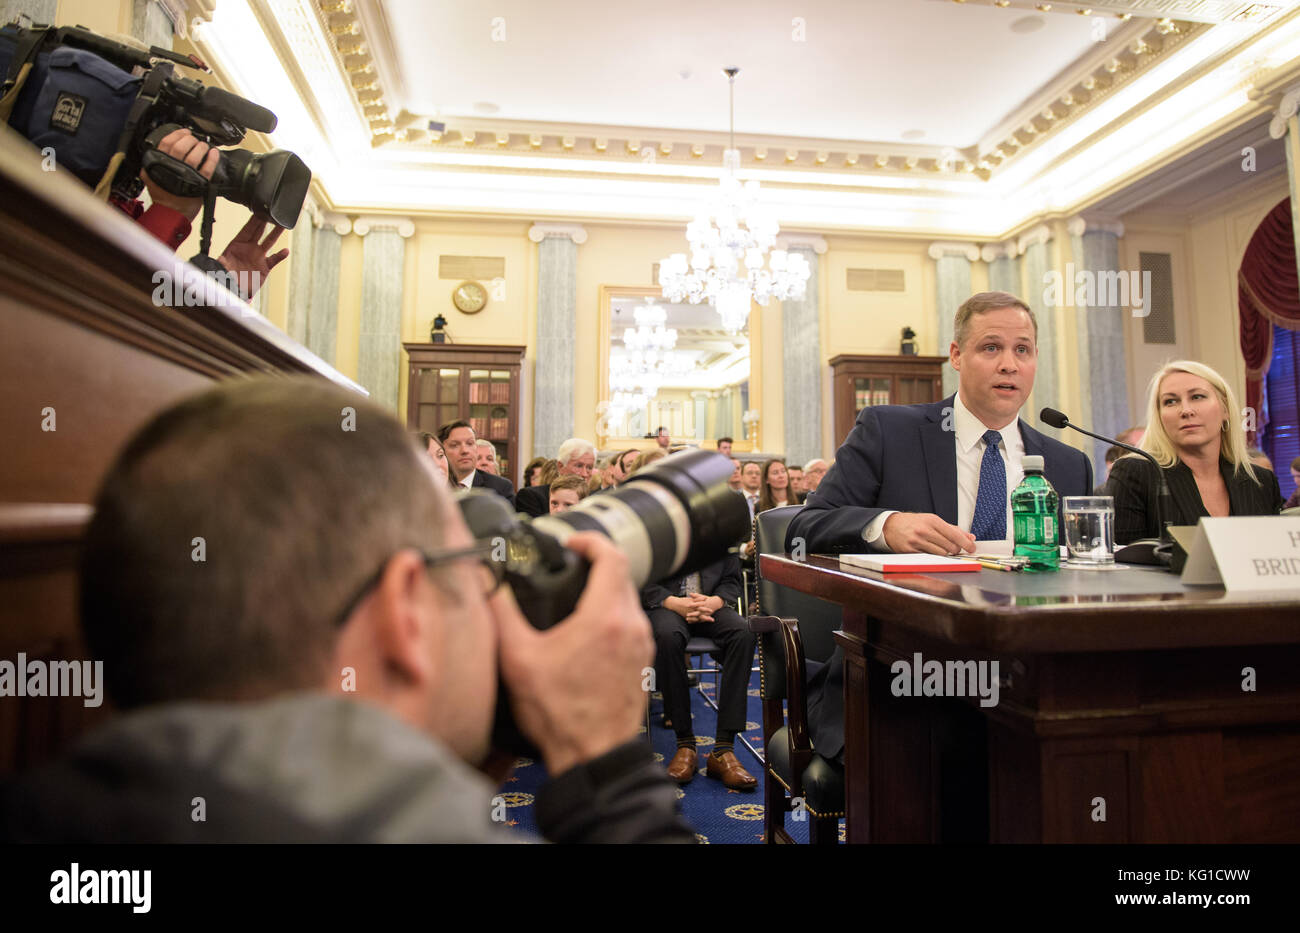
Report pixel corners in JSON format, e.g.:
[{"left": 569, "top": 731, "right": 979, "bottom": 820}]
[
  {"left": 441, "top": 420, "right": 514, "bottom": 500},
  {"left": 0, "top": 378, "right": 693, "bottom": 843},
  {"left": 787, "top": 291, "right": 1093, "bottom": 764},
  {"left": 642, "top": 555, "right": 757, "bottom": 791},
  {"left": 514, "top": 438, "right": 595, "bottom": 517}
]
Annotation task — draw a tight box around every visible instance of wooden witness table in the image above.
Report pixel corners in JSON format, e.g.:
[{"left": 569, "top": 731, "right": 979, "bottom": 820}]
[{"left": 759, "top": 554, "right": 1300, "bottom": 844}]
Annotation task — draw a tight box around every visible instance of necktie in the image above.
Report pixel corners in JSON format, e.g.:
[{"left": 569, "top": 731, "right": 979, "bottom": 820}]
[{"left": 971, "top": 429, "right": 1006, "bottom": 540}]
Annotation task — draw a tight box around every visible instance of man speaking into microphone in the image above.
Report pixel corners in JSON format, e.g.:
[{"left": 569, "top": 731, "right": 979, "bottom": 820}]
[{"left": 786, "top": 291, "right": 1092, "bottom": 764}]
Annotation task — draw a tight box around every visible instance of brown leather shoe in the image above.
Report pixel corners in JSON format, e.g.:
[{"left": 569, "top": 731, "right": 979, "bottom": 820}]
[
  {"left": 666, "top": 747, "right": 698, "bottom": 784},
  {"left": 706, "top": 750, "right": 757, "bottom": 791}
]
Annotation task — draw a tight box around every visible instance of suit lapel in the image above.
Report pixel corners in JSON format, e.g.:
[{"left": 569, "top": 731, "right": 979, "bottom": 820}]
[{"left": 921, "top": 399, "right": 959, "bottom": 525}]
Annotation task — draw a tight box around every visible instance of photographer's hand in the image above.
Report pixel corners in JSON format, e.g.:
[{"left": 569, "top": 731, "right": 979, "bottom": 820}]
[
  {"left": 494, "top": 533, "right": 652, "bottom": 777},
  {"left": 217, "top": 216, "right": 290, "bottom": 299},
  {"left": 141, "top": 128, "right": 218, "bottom": 222}
]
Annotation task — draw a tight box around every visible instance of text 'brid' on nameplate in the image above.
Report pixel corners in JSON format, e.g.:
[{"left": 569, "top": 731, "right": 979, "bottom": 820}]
[{"left": 1178, "top": 516, "right": 1300, "bottom": 590}]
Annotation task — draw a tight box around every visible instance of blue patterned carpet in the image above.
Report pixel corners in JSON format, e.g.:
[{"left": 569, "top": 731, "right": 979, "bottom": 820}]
[{"left": 499, "top": 662, "right": 844, "bottom": 843}]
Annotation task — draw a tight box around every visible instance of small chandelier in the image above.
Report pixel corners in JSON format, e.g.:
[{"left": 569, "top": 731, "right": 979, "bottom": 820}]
[{"left": 658, "top": 68, "right": 811, "bottom": 333}]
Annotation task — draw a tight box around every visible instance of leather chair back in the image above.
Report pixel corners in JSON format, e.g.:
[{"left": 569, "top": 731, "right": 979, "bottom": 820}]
[{"left": 755, "top": 506, "right": 842, "bottom": 663}]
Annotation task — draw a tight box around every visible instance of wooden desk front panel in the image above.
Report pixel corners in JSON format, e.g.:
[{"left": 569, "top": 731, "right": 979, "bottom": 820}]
[{"left": 764, "top": 556, "right": 1300, "bottom": 844}]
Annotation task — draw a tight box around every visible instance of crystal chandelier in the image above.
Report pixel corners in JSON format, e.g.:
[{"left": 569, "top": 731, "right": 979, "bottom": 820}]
[{"left": 658, "top": 68, "right": 811, "bottom": 334}]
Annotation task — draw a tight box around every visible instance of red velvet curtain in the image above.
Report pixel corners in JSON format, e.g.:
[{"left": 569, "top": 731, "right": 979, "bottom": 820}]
[{"left": 1239, "top": 198, "right": 1300, "bottom": 425}]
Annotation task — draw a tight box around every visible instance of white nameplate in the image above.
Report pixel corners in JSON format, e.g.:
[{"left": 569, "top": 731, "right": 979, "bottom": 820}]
[{"left": 1178, "top": 516, "right": 1300, "bottom": 590}]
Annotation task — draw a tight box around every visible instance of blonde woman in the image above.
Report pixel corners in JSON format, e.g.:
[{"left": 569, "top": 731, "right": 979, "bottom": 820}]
[
  {"left": 1108, "top": 360, "right": 1283, "bottom": 544},
  {"left": 627, "top": 448, "right": 667, "bottom": 476}
]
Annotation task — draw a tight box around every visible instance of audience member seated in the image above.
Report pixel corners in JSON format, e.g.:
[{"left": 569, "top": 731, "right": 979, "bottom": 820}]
[
  {"left": 787, "top": 291, "right": 1092, "bottom": 764},
  {"left": 787, "top": 464, "right": 805, "bottom": 499},
  {"left": 641, "top": 554, "right": 757, "bottom": 791},
  {"left": 716, "top": 437, "right": 733, "bottom": 458},
  {"left": 515, "top": 439, "right": 595, "bottom": 517},
  {"left": 1117, "top": 425, "right": 1147, "bottom": 448},
  {"left": 548, "top": 474, "right": 590, "bottom": 513},
  {"left": 802, "top": 458, "right": 829, "bottom": 494},
  {"left": 1287, "top": 457, "right": 1300, "bottom": 510},
  {"left": 416, "top": 431, "right": 452, "bottom": 487},
  {"left": 1093, "top": 444, "right": 1126, "bottom": 494},
  {"left": 608, "top": 449, "right": 640, "bottom": 487},
  {"left": 475, "top": 439, "right": 501, "bottom": 476},
  {"left": 1247, "top": 447, "right": 1274, "bottom": 473},
  {"left": 758, "top": 459, "right": 795, "bottom": 511},
  {"left": 655, "top": 426, "right": 672, "bottom": 450},
  {"left": 0, "top": 378, "right": 693, "bottom": 843},
  {"left": 522, "top": 456, "right": 547, "bottom": 488},
  {"left": 1108, "top": 361, "right": 1283, "bottom": 544},
  {"left": 439, "top": 420, "right": 514, "bottom": 500},
  {"left": 728, "top": 458, "right": 742, "bottom": 492},
  {"left": 628, "top": 448, "right": 667, "bottom": 476}
]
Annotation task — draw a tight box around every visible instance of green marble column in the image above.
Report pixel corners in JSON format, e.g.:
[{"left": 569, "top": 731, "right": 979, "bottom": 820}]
[
  {"left": 781, "top": 242, "right": 822, "bottom": 466},
  {"left": 929, "top": 242, "right": 979, "bottom": 398},
  {"left": 356, "top": 219, "right": 412, "bottom": 413}
]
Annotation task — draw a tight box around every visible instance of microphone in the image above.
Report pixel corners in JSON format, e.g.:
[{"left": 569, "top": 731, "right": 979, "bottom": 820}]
[{"left": 1039, "top": 408, "right": 1172, "bottom": 567}]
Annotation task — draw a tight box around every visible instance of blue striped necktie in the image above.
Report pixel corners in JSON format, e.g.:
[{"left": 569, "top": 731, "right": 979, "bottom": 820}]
[{"left": 971, "top": 429, "right": 1007, "bottom": 540}]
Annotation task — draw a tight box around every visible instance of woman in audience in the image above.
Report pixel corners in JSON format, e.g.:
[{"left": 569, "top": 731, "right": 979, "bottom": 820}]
[
  {"left": 628, "top": 449, "right": 667, "bottom": 476},
  {"left": 522, "top": 457, "right": 547, "bottom": 488},
  {"left": 416, "top": 432, "right": 453, "bottom": 488},
  {"left": 539, "top": 458, "right": 560, "bottom": 486},
  {"left": 757, "top": 459, "right": 795, "bottom": 512},
  {"left": 548, "top": 474, "right": 589, "bottom": 513},
  {"left": 1108, "top": 360, "right": 1283, "bottom": 544}
]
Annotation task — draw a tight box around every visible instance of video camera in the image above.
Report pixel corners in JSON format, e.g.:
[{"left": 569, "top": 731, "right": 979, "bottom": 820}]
[
  {"left": 455, "top": 448, "right": 751, "bottom": 754},
  {"left": 0, "top": 21, "right": 310, "bottom": 279}
]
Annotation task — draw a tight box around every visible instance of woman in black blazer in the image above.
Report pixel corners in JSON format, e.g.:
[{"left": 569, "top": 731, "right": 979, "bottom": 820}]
[{"left": 1108, "top": 361, "right": 1283, "bottom": 544}]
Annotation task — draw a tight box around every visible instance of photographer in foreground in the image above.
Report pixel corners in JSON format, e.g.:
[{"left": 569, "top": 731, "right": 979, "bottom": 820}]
[{"left": 0, "top": 378, "right": 694, "bottom": 843}]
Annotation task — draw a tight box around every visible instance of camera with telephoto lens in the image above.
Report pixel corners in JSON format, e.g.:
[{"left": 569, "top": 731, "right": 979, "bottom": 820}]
[
  {"left": 455, "top": 448, "right": 750, "bottom": 755},
  {"left": 0, "top": 22, "right": 310, "bottom": 281}
]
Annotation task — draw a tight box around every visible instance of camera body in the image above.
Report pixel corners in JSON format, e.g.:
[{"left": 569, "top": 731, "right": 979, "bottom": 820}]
[
  {"left": 456, "top": 448, "right": 750, "bottom": 754},
  {"left": 0, "top": 23, "right": 309, "bottom": 227}
]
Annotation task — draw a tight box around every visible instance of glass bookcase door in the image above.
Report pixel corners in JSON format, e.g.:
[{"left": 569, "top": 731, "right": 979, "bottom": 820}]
[
  {"left": 416, "top": 367, "right": 463, "bottom": 433},
  {"left": 853, "top": 377, "right": 892, "bottom": 412},
  {"left": 468, "top": 369, "right": 512, "bottom": 474}
]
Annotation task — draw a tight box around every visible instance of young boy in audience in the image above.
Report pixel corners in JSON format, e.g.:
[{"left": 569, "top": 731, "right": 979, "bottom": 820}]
[{"left": 548, "top": 474, "right": 589, "bottom": 513}]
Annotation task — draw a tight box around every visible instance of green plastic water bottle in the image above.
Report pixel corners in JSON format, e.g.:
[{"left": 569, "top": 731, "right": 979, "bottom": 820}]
[{"left": 1012, "top": 455, "right": 1059, "bottom": 571}]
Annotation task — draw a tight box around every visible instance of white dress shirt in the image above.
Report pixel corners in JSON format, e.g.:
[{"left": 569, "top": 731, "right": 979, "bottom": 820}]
[
  {"left": 863, "top": 392, "right": 1025, "bottom": 551},
  {"left": 458, "top": 469, "right": 477, "bottom": 490}
]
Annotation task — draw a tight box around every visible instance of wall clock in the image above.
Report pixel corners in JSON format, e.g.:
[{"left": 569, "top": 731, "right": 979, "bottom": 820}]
[{"left": 452, "top": 280, "right": 487, "bottom": 314}]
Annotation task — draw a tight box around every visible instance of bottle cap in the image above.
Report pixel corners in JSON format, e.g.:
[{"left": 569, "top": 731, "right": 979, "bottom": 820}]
[{"left": 1022, "top": 455, "right": 1044, "bottom": 472}]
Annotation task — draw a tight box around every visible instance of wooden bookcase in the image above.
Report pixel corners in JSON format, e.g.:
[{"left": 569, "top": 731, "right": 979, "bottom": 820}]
[
  {"left": 403, "top": 343, "right": 525, "bottom": 484},
  {"left": 829, "top": 354, "right": 946, "bottom": 446}
]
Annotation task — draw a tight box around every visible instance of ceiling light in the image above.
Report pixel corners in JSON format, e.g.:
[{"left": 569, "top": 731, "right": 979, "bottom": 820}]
[{"left": 657, "top": 69, "right": 810, "bottom": 334}]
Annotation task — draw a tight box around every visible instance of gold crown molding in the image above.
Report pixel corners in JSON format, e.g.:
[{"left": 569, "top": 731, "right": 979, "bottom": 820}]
[
  {"left": 302, "top": 0, "right": 399, "bottom": 141},
  {"left": 977, "top": 18, "right": 1209, "bottom": 179},
  {"left": 383, "top": 120, "right": 984, "bottom": 178},
  {"left": 929, "top": 0, "right": 1293, "bottom": 24}
]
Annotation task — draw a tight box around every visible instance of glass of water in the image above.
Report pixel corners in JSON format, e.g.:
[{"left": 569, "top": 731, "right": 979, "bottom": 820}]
[{"left": 1063, "top": 496, "right": 1115, "bottom": 565}]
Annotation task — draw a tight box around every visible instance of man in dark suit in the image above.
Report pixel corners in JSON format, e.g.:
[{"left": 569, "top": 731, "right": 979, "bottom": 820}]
[
  {"left": 514, "top": 438, "right": 595, "bottom": 517},
  {"left": 786, "top": 292, "right": 1093, "bottom": 763},
  {"left": 440, "top": 420, "right": 514, "bottom": 500},
  {"left": 642, "top": 554, "right": 757, "bottom": 791}
]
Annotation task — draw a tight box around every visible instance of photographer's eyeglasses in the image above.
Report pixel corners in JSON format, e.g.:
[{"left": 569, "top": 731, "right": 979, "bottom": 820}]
[{"left": 332, "top": 542, "right": 504, "bottom": 628}]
